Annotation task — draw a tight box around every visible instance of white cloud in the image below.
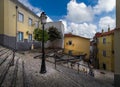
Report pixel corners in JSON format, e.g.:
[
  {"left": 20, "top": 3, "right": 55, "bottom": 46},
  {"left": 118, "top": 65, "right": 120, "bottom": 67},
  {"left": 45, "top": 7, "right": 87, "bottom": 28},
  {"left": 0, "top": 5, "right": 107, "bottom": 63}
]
[
  {"left": 18, "top": 0, "right": 53, "bottom": 22},
  {"left": 66, "top": 0, "right": 94, "bottom": 23},
  {"left": 18, "top": 0, "right": 115, "bottom": 38},
  {"left": 67, "top": 22, "right": 97, "bottom": 38},
  {"left": 94, "top": 0, "right": 115, "bottom": 14},
  {"left": 46, "top": 17, "right": 53, "bottom": 22},
  {"left": 60, "top": 20, "right": 68, "bottom": 33},
  {"left": 18, "top": 0, "right": 41, "bottom": 13},
  {"left": 64, "top": 0, "right": 115, "bottom": 38},
  {"left": 60, "top": 19, "right": 96, "bottom": 39},
  {"left": 36, "top": 13, "right": 53, "bottom": 22},
  {"left": 66, "top": 0, "right": 115, "bottom": 23},
  {"left": 99, "top": 16, "right": 115, "bottom": 31}
]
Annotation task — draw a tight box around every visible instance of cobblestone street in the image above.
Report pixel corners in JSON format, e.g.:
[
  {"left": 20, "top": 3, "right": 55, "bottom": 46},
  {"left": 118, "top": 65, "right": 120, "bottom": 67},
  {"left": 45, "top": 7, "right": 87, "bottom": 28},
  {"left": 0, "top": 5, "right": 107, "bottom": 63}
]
[{"left": 0, "top": 46, "right": 114, "bottom": 87}]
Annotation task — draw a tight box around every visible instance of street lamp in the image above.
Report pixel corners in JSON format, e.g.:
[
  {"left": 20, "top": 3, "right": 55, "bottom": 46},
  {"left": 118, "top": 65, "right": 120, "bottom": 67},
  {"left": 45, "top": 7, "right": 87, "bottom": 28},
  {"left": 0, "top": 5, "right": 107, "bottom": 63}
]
[{"left": 40, "top": 12, "right": 47, "bottom": 74}]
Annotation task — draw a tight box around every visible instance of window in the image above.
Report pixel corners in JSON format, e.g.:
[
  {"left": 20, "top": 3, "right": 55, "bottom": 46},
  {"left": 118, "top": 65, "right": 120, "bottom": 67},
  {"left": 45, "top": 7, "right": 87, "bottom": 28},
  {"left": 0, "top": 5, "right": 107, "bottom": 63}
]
[
  {"left": 103, "top": 38, "right": 106, "bottom": 44},
  {"left": 18, "top": 12, "right": 24, "bottom": 22},
  {"left": 29, "top": 18, "right": 32, "bottom": 26},
  {"left": 96, "top": 38, "right": 99, "bottom": 43},
  {"left": 68, "top": 50, "right": 72, "bottom": 55},
  {"left": 103, "top": 50, "right": 106, "bottom": 57},
  {"left": 28, "top": 34, "right": 32, "bottom": 41},
  {"left": 18, "top": 32, "right": 24, "bottom": 42},
  {"left": 35, "top": 21, "right": 39, "bottom": 28},
  {"left": 68, "top": 41, "right": 72, "bottom": 45}
]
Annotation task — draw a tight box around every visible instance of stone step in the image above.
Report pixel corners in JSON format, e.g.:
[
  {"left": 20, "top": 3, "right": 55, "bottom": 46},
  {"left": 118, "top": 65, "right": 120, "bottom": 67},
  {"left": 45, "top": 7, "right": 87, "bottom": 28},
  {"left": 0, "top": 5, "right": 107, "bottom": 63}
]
[
  {"left": 47, "top": 57, "right": 114, "bottom": 87},
  {"left": 0, "top": 51, "right": 12, "bottom": 66},
  {"left": 0, "top": 53, "right": 13, "bottom": 86},
  {"left": 10, "top": 58, "right": 20, "bottom": 87},
  {"left": 16, "top": 59, "right": 24, "bottom": 87},
  {"left": 0, "top": 47, "right": 25, "bottom": 87},
  {"left": 0, "top": 49, "right": 9, "bottom": 57},
  {"left": 1, "top": 57, "right": 19, "bottom": 87},
  {"left": 0, "top": 53, "right": 13, "bottom": 72},
  {"left": 0, "top": 50, "right": 11, "bottom": 59},
  {"left": 0, "top": 48, "right": 6, "bottom": 52},
  {"left": 57, "top": 65, "right": 113, "bottom": 87}
]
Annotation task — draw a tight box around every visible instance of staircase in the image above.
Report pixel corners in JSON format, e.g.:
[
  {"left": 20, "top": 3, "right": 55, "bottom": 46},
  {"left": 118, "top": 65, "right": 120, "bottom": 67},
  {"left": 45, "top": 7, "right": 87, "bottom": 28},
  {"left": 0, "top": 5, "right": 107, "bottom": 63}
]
[
  {"left": 0, "top": 46, "right": 25, "bottom": 87},
  {"left": 0, "top": 46, "right": 114, "bottom": 87}
]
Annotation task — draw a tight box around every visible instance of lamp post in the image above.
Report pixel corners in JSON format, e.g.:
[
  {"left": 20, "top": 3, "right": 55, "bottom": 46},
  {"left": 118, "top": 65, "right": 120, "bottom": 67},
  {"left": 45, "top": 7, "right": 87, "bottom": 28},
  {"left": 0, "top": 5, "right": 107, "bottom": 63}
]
[{"left": 40, "top": 12, "right": 47, "bottom": 74}]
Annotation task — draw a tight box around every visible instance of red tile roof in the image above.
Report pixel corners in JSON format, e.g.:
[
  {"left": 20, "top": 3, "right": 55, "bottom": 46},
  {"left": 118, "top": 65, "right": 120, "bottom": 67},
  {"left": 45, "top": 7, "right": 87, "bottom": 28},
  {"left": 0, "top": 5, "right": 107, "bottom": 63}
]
[
  {"left": 94, "top": 29, "right": 115, "bottom": 38},
  {"left": 115, "top": 28, "right": 120, "bottom": 31}
]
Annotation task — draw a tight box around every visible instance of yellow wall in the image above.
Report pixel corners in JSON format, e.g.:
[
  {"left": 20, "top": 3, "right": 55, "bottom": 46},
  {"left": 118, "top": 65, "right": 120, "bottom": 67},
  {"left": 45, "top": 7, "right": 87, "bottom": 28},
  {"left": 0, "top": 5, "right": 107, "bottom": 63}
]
[
  {"left": 3, "top": 0, "right": 41, "bottom": 38},
  {"left": 4, "top": 0, "right": 15, "bottom": 36},
  {"left": 97, "top": 35, "right": 114, "bottom": 71},
  {"left": 114, "top": 0, "right": 120, "bottom": 86},
  {"left": 0, "top": 0, "right": 4, "bottom": 34},
  {"left": 16, "top": 6, "right": 40, "bottom": 39},
  {"left": 115, "top": 0, "right": 120, "bottom": 76},
  {"left": 64, "top": 36, "right": 90, "bottom": 58}
]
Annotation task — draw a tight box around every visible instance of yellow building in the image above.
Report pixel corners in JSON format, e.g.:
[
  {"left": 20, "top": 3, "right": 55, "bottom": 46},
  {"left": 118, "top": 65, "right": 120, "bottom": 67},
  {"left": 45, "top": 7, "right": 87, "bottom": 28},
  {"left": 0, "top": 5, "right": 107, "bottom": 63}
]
[
  {"left": 64, "top": 33, "right": 90, "bottom": 59},
  {"left": 115, "top": 0, "right": 120, "bottom": 86},
  {"left": 95, "top": 29, "right": 114, "bottom": 71},
  {"left": 0, "top": 0, "right": 41, "bottom": 50}
]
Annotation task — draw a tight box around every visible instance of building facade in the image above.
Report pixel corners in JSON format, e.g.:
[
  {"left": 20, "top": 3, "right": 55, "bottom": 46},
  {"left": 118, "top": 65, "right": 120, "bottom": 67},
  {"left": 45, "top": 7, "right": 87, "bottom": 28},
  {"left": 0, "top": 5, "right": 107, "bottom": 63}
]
[
  {"left": 90, "top": 40, "right": 99, "bottom": 68},
  {"left": 0, "top": 0, "right": 41, "bottom": 50},
  {"left": 115, "top": 0, "right": 120, "bottom": 86},
  {"left": 45, "top": 21, "right": 64, "bottom": 49},
  {"left": 64, "top": 33, "right": 90, "bottom": 58},
  {"left": 95, "top": 29, "right": 114, "bottom": 72}
]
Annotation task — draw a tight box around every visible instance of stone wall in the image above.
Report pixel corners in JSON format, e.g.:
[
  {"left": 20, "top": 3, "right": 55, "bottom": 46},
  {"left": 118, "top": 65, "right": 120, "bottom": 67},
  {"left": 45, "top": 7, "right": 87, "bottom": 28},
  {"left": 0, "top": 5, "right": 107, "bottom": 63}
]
[{"left": 0, "top": 34, "right": 41, "bottom": 51}]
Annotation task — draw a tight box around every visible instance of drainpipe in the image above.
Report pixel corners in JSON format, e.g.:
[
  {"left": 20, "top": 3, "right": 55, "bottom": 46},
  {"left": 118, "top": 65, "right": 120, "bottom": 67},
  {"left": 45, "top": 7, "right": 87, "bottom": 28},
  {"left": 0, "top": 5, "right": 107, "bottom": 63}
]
[
  {"left": 11, "top": 5, "right": 18, "bottom": 66},
  {"left": 15, "top": 6, "right": 18, "bottom": 51}
]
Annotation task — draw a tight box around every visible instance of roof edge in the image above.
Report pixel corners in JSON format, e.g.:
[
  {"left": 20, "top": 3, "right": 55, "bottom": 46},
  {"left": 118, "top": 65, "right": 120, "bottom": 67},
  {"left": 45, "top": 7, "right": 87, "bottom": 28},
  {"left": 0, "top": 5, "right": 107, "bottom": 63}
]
[
  {"left": 10, "top": 0, "right": 39, "bottom": 18},
  {"left": 64, "top": 33, "right": 90, "bottom": 40}
]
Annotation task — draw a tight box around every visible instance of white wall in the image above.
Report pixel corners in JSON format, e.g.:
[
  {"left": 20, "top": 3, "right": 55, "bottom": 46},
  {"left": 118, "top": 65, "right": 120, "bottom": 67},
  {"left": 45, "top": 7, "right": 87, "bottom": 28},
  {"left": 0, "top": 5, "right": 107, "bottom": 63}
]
[{"left": 45, "top": 21, "right": 64, "bottom": 49}]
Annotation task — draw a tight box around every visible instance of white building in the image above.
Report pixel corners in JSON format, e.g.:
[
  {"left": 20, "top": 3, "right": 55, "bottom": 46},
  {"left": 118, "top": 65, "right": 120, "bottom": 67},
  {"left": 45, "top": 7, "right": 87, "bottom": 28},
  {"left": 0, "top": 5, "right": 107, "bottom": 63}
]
[{"left": 45, "top": 21, "right": 64, "bottom": 49}]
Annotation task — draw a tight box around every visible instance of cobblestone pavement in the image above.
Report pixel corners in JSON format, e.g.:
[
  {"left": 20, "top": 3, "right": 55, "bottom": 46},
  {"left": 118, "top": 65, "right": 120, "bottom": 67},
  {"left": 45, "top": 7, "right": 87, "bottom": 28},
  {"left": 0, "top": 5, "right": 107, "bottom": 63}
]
[{"left": 0, "top": 47, "right": 114, "bottom": 87}]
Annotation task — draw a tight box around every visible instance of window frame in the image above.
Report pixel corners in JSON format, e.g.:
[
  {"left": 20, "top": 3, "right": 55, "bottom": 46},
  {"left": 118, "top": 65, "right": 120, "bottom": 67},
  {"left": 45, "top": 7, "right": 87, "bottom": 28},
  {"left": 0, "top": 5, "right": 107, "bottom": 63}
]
[
  {"left": 35, "top": 21, "right": 39, "bottom": 28},
  {"left": 103, "top": 37, "right": 106, "bottom": 44},
  {"left": 28, "top": 34, "right": 32, "bottom": 42},
  {"left": 28, "top": 18, "right": 33, "bottom": 26},
  {"left": 17, "top": 32, "right": 24, "bottom": 42},
  {"left": 18, "top": 12, "right": 24, "bottom": 22},
  {"left": 102, "top": 50, "right": 106, "bottom": 57}
]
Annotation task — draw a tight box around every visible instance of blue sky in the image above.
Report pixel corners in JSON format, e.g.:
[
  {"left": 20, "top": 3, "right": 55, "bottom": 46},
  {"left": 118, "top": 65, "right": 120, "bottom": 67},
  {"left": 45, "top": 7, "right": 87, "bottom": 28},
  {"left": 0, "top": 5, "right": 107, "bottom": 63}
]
[
  {"left": 29, "top": 0, "right": 98, "bottom": 20},
  {"left": 29, "top": 0, "right": 70, "bottom": 18},
  {"left": 18, "top": 0, "right": 116, "bottom": 38}
]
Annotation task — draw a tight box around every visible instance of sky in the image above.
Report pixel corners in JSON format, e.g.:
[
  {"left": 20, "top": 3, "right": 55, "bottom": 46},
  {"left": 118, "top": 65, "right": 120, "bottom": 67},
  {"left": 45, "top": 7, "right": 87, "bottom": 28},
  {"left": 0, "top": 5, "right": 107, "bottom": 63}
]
[{"left": 18, "top": 0, "right": 116, "bottom": 38}]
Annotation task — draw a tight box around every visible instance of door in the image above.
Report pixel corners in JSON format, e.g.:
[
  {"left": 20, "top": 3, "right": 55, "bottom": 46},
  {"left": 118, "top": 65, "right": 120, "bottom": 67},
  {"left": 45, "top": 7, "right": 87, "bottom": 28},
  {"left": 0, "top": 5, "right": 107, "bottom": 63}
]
[{"left": 103, "top": 63, "right": 106, "bottom": 70}]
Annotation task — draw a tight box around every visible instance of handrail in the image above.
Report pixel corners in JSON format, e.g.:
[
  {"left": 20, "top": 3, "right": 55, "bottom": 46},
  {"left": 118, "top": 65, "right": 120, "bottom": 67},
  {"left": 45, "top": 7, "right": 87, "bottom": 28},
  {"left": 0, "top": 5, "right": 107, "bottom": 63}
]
[{"left": 54, "top": 53, "right": 94, "bottom": 77}]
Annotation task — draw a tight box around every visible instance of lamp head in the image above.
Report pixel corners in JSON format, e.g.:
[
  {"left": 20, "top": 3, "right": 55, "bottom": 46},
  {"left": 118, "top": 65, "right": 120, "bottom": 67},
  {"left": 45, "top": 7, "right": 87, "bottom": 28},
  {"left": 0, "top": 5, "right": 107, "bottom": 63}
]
[{"left": 40, "top": 12, "right": 47, "bottom": 24}]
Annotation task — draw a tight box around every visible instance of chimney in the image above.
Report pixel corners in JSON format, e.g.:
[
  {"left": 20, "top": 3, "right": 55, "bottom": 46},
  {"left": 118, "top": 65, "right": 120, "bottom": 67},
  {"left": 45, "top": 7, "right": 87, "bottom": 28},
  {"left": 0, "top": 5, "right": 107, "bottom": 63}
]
[
  {"left": 108, "top": 25, "right": 110, "bottom": 32},
  {"left": 102, "top": 29, "right": 104, "bottom": 33},
  {"left": 68, "top": 32, "right": 72, "bottom": 35}
]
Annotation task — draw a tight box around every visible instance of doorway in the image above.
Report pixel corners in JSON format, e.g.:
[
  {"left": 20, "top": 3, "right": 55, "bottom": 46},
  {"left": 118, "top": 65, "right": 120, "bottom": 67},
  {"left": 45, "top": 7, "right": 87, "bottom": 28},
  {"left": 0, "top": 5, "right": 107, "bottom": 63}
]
[{"left": 103, "top": 63, "right": 106, "bottom": 70}]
